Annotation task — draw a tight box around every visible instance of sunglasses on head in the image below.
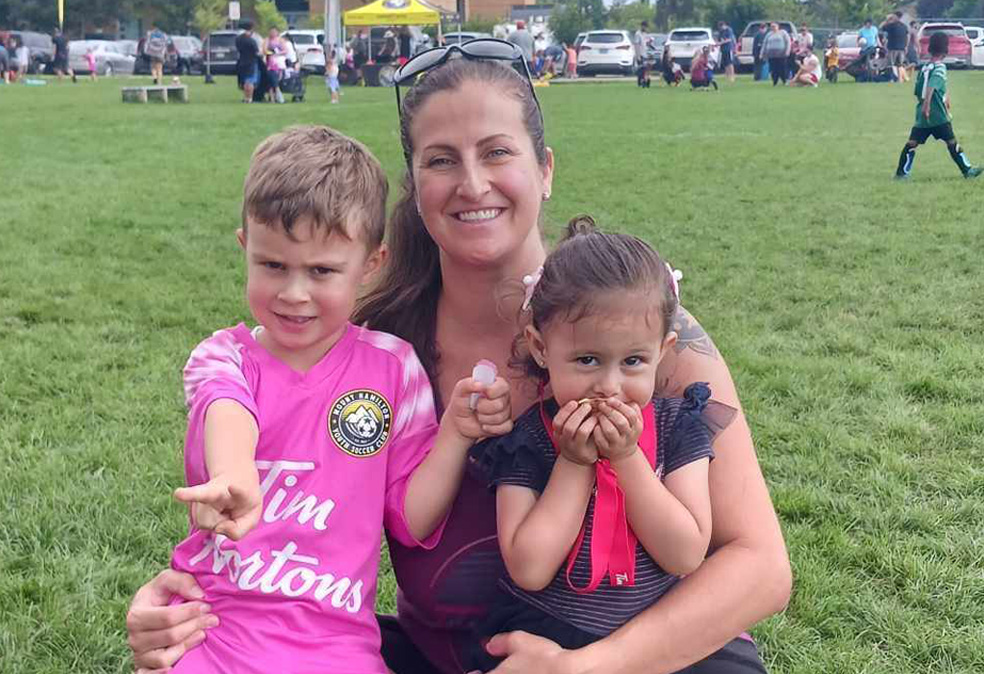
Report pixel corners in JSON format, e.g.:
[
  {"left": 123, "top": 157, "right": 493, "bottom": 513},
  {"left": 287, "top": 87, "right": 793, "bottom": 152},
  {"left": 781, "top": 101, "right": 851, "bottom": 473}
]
[{"left": 393, "top": 38, "right": 541, "bottom": 119}]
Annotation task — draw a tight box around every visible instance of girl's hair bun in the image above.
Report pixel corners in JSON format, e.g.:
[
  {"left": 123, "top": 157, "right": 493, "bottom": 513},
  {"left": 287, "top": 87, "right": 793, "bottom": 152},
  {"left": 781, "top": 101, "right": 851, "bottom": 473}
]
[{"left": 564, "top": 215, "right": 597, "bottom": 240}]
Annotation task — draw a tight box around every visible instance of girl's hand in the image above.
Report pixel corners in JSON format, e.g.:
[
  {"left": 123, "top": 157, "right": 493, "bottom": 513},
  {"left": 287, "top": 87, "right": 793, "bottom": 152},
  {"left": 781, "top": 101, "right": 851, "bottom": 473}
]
[
  {"left": 552, "top": 401, "right": 599, "bottom": 466},
  {"left": 173, "top": 469, "right": 262, "bottom": 541},
  {"left": 592, "top": 399, "right": 644, "bottom": 464},
  {"left": 127, "top": 570, "right": 218, "bottom": 672},
  {"left": 448, "top": 376, "right": 513, "bottom": 440}
]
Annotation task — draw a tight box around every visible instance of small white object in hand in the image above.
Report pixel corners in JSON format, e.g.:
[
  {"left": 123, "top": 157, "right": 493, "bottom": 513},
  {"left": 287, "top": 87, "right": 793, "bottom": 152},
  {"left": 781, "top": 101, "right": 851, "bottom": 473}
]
[{"left": 470, "top": 359, "right": 497, "bottom": 410}]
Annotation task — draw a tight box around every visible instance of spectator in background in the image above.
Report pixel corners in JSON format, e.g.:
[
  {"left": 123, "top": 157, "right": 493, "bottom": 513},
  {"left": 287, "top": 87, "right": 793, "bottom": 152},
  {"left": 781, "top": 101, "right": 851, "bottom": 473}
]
[
  {"left": 791, "top": 50, "right": 821, "bottom": 86},
  {"left": 263, "top": 27, "right": 287, "bottom": 104},
  {"left": 906, "top": 20, "right": 920, "bottom": 75},
  {"left": 564, "top": 41, "right": 577, "bottom": 78},
  {"left": 506, "top": 20, "right": 534, "bottom": 69},
  {"left": 661, "top": 46, "right": 684, "bottom": 85},
  {"left": 634, "top": 20, "right": 651, "bottom": 87},
  {"left": 880, "top": 12, "right": 909, "bottom": 83},
  {"left": 377, "top": 29, "right": 397, "bottom": 64},
  {"left": 51, "top": 28, "right": 75, "bottom": 82},
  {"left": 690, "top": 45, "right": 718, "bottom": 90},
  {"left": 824, "top": 35, "right": 839, "bottom": 83},
  {"left": 752, "top": 23, "right": 768, "bottom": 80},
  {"left": 0, "top": 38, "right": 9, "bottom": 84},
  {"left": 858, "top": 18, "right": 880, "bottom": 56},
  {"left": 398, "top": 26, "right": 412, "bottom": 66},
  {"left": 717, "top": 21, "right": 736, "bottom": 83},
  {"left": 84, "top": 47, "right": 98, "bottom": 81},
  {"left": 15, "top": 36, "right": 29, "bottom": 80},
  {"left": 145, "top": 22, "right": 168, "bottom": 85},
  {"left": 795, "top": 25, "right": 814, "bottom": 55},
  {"left": 235, "top": 19, "right": 260, "bottom": 103},
  {"left": 351, "top": 29, "right": 368, "bottom": 75},
  {"left": 762, "top": 22, "right": 791, "bottom": 85}
]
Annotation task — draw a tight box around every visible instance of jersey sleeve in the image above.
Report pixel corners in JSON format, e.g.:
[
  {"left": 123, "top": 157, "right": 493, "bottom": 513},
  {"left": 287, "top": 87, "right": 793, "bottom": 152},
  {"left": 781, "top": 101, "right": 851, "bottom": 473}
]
[
  {"left": 927, "top": 65, "right": 946, "bottom": 94},
  {"left": 182, "top": 329, "right": 259, "bottom": 485},
  {"left": 382, "top": 347, "right": 443, "bottom": 549}
]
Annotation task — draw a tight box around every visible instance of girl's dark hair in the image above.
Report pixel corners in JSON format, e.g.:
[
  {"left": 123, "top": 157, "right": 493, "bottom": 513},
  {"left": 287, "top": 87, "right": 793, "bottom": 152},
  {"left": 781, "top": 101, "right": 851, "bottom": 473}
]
[
  {"left": 516, "top": 215, "right": 678, "bottom": 383},
  {"left": 353, "top": 58, "right": 547, "bottom": 398}
]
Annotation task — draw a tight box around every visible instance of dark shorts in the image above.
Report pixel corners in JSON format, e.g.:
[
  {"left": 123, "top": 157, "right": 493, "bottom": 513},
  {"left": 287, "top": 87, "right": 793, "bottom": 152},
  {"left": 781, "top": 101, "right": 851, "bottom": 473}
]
[
  {"left": 53, "top": 56, "right": 69, "bottom": 71},
  {"left": 378, "top": 613, "right": 769, "bottom": 674},
  {"left": 887, "top": 49, "right": 904, "bottom": 66},
  {"left": 238, "top": 61, "right": 259, "bottom": 86},
  {"left": 720, "top": 49, "right": 733, "bottom": 67},
  {"left": 909, "top": 123, "right": 955, "bottom": 144}
]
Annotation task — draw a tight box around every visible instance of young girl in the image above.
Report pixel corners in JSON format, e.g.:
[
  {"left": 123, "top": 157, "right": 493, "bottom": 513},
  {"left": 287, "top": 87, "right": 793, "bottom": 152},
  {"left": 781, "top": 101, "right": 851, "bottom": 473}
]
[
  {"left": 468, "top": 217, "right": 731, "bottom": 671},
  {"left": 84, "top": 48, "right": 97, "bottom": 81},
  {"left": 325, "top": 45, "right": 340, "bottom": 104}
]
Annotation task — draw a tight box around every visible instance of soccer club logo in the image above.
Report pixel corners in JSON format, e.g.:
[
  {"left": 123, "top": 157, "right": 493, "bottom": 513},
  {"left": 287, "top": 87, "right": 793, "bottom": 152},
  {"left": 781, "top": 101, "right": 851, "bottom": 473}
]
[
  {"left": 328, "top": 389, "right": 393, "bottom": 457},
  {"left": 383, "top": 0, "right": 409, "bottom": 8}
]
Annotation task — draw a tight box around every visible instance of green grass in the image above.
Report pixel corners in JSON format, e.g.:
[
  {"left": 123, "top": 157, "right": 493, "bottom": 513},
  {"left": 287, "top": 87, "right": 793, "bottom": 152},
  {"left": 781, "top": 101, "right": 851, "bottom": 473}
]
[{"left": 1, "top": 73, "right": 983, "bottom": 673}]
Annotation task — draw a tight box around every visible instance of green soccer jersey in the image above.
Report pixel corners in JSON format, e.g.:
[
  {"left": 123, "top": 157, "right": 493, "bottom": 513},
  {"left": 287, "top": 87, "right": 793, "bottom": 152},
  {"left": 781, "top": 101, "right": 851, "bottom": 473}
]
[{"left": 914, "top": 62, "right": 951, "bottom": 128}]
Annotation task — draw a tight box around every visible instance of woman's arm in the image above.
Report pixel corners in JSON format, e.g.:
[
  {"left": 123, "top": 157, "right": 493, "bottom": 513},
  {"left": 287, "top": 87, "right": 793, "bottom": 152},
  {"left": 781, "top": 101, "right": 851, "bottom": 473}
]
[
  {"left": 487, "top": 313, "right": 791, "bottom": 674},
  {"left": 497, "top": 455, "right": 595, "bottom": 591}
]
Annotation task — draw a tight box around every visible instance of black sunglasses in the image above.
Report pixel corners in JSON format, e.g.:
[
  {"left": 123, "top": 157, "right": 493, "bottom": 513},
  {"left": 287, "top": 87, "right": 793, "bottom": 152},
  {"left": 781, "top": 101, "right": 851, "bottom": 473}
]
[{"left": 393, "top": 38, "right": 541, "bottom": 119}]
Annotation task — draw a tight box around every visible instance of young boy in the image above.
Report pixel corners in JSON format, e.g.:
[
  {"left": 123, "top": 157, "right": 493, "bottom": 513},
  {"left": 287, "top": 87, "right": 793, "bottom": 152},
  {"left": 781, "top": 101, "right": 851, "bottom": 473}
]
[
  {"left": 824, "top": 36, "right": 839, "bottom": 83},
  {"left": 895, "top": 32, "right": 982, "bottom": 179},
  {"left": 167, "top": 126, "right": 512, "bottom": 673}
]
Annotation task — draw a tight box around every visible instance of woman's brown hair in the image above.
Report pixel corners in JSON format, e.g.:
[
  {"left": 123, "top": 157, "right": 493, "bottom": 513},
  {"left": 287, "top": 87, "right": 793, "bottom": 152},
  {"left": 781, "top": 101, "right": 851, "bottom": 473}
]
[{"left": 353, "top": 58, "right": 547, "bottom": 398}]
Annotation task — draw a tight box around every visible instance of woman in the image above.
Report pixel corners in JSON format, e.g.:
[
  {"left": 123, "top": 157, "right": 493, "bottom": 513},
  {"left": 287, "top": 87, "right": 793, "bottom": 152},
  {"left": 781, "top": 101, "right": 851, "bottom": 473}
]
[
  {"left": 127, "top": 46, "right": 791, "bottom": 674},
  {"left": 761, "top": 23, "right": 791, "bottom": 86}
]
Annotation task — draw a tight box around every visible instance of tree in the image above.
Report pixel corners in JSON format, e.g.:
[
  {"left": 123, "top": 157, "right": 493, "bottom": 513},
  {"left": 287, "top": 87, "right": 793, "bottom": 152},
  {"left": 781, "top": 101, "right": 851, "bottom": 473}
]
[
  {"left": 194, "top": 0, "right": 227, "bottom": 36},
  {"left": 606, "top": 1, "right": 656, "bottom": 30},
  {"left": 948, "top": 0, "right": 984, "bottom": 16},
  {"left": 549, "top": 2, "right": 591, "bottom": 45},
  {"left": 254, "top": 0, "right": 288, "bottom": 34},
  {"left": 917, "top": 0, "right": 955, "bottom": 18}
]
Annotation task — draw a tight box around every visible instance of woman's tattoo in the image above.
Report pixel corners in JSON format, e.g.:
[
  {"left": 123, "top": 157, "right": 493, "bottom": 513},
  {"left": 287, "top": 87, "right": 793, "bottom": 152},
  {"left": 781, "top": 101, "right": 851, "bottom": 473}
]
[{"left": 672, "top": 308, "right": 720, "bottom": 359}]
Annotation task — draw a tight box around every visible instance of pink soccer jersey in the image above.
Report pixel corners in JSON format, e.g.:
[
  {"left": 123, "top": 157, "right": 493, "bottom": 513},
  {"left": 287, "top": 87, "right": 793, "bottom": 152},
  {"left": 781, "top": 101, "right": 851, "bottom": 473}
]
[{"left": 169, "top": 323, "right": 442, "bottom": 674}]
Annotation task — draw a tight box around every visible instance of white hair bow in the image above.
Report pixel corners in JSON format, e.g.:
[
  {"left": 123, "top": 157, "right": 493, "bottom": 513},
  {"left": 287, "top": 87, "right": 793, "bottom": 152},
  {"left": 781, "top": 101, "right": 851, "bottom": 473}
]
[{"left": 521, "top": 267, "right": 543, "bottom": 312}]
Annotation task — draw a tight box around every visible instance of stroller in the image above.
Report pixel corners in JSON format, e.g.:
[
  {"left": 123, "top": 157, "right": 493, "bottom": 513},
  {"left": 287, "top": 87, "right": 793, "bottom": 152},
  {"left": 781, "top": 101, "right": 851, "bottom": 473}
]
[{"left": 280, "top": 69, "right": 306, "bottom": 102}]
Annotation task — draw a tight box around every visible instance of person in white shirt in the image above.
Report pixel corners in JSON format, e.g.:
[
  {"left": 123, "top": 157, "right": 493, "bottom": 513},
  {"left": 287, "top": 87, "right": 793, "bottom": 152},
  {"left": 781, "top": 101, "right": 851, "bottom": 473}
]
[{"left": 791, "top": 51, "right": 822, "bottom": 86}]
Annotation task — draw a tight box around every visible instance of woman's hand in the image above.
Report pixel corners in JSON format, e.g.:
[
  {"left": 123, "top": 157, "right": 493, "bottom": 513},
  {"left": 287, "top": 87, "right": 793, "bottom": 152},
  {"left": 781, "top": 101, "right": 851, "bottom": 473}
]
[
  {"left": 480, "top": 631, "right": 577, "bottom": 674},
  {"left": 552, "top": 401, "right": 598, "bottom": 466},
  {"left": 592, "top": 399, "right": 643, "bottom": 464},
  {"left": 126, "top": 570, "right": 218, "bottom": 673}
]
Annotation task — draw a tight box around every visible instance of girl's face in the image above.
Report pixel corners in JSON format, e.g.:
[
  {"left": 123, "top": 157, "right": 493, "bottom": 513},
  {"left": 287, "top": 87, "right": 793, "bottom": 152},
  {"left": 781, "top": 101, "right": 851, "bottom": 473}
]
[
  {"left": 410, "top": 80, "right": 553, "bottom": 270},
  {"left": 526, "top": 292, "right": 677, "bottom": 408}
]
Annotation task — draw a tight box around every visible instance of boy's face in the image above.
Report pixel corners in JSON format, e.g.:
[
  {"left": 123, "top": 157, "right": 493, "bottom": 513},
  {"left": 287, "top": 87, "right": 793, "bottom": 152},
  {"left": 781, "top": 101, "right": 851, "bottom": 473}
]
[{"left": 238, "top": 217, "right": 384, "bottom": 372}]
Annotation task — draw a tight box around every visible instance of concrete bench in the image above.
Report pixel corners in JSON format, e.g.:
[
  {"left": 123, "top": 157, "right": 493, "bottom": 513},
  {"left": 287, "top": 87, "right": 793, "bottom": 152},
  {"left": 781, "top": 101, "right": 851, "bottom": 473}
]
[{"left": 121, "top": 85, "right": 188, "bottom": 103}]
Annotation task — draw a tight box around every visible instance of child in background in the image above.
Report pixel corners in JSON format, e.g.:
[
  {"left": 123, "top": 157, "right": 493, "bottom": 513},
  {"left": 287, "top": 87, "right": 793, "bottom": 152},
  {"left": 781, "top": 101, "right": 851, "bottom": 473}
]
[
  {"left": 326, "top": 45, "right": 340, "bottom": 104},
  {"left": 564, "top": 42, "right": 577, "bottom": 78},
  {"left": 895, "top": 32, "right": 982, "bottom": 179},
  {"left": 824, "top": 36, "right": 839, "bottom": 83},
  {"left": 84, "top": 48, "right": 97, "bottom": 81},
  {"left": 167, "top": 126, "right": 512, "bottom": 673},
  {"left": 468, "top": 217, "right": 729, "bottom": 671},
  {"left": 689, "top": 46, "right": 717, "bottom": 90}
]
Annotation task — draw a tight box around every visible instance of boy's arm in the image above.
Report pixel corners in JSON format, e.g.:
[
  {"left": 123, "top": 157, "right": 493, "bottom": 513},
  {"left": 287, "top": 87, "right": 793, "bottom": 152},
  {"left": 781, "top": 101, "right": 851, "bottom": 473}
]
[
  {"left": 497, "top": 456, "right": 595, "bottom": 591},
  {"left": 922, "top": 84, "right": 934, "bottom": 119},
  {"left": 404, "top": 376, "right": 512, "bottom": 541},
  {"left": 174, "top": 399, "right": 262, "bottom": 540}
]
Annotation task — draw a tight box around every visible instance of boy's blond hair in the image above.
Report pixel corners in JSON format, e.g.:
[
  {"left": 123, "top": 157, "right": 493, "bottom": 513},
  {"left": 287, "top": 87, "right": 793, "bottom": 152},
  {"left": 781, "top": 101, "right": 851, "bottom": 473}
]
[{"left": 242, "top": 125, "right": 388, "bottom": 248}]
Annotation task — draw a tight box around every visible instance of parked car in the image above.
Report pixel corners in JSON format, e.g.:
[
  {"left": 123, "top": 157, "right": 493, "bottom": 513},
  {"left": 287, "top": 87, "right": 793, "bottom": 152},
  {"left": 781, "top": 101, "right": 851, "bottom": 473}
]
[
  {"left": 576, "top": 30, "right": 635, "bottom": 76},
  {"left": 574, "top": 31, "right": 588, "bottom": 53},
  {"left": 9, "top": 30, "right": 55, "bottom": 73},
  {"left": 442, "top": 31, "right": 493, "bottom": 45},
  {"left": 917, "top": 23, "right": 972, "bottom": 67},
  {"left": 284, "top": 29, "right": 326, "bottom": 73},
  {"left": 204, "top": 30, "right": 245, "bottom": 75},
  {"left": 736, "top": 21, "right": 797, "bottom": 69},
  {"left": 117, "top": 39, "right": 139, "bottom": 57},
  {"left": 665, "top": 27, "right": 720, "bottom": 71},
  {"left": 68, "top": 39, "right": 136, "bottom": 75},
  {"left": 134, "top": 35, "right": 204, "bottom": 75},
  {"left": 962, "top": 25, "right": 984, "bottom": 67},
  {"left": 834, "top": 31, "right": 862, "bottom": 69}
]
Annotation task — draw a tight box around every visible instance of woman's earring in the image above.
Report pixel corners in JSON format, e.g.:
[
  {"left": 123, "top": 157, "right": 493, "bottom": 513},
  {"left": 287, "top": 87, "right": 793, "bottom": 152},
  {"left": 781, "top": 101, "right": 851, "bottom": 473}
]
[{"left": 542, "top": 191, "right": 551, "bottom": 202}]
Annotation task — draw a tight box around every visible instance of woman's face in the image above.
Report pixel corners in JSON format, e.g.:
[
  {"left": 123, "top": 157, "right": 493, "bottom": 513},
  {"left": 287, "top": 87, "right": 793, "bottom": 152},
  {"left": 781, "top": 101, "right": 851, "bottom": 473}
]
[{"left": 409, "top": 80, "right": 553, "bottom": 270}]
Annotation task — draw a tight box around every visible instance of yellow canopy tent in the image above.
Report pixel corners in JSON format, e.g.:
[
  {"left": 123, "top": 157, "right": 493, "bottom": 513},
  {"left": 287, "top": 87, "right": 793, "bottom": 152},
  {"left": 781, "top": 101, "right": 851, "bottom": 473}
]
[{"left": 343, "top": 0, "right": 445, "bottom": 27}]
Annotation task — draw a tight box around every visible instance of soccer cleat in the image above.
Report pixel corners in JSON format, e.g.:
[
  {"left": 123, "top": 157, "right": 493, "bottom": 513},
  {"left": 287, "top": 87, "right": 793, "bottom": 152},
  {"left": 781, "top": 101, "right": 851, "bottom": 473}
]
[
  {"left": 966, "top": 167, "right": 983, "bottom": 179},
  {"left": 894, "top": 173, "right": 910, "bottom": 180}
]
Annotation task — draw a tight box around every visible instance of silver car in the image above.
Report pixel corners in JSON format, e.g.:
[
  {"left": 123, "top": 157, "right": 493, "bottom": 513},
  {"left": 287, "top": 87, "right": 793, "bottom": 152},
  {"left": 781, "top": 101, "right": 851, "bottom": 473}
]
[{"left": 69, "top": 40, "right": 136, "bottom": 75}]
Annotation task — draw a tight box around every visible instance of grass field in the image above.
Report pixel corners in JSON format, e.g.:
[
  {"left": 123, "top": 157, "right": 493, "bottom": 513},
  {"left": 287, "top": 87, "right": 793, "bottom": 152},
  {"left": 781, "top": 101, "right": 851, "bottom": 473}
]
[{"left": 1, "top": 72, "right": 983, "bottom": 674}]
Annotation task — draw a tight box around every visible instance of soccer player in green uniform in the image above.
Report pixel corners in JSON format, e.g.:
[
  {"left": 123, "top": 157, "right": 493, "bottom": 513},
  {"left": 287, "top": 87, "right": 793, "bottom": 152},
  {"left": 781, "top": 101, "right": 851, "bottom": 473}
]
[{"left": 895, "top": 31, "right": 982, "bottom": 179}]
